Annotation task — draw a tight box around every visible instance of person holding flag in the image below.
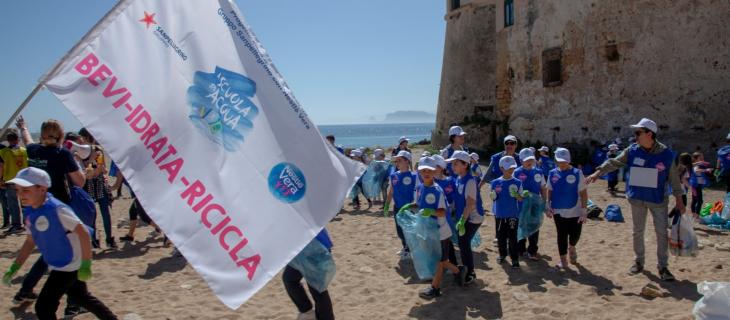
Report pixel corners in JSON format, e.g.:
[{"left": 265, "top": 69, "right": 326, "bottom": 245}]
[{"left": 2, "top": 167, "right": 117, "bottom": 319}]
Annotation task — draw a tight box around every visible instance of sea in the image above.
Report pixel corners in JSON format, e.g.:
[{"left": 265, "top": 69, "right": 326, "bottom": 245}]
[{"left": 317, "top": 123, "right": 435, "bottom": 149}]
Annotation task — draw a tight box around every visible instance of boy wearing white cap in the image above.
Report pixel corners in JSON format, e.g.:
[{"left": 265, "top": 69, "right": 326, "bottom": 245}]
[
  {"left": 537, "top": 146, "right": 554, "bottom": 179},
  {"left": 490, "top": 155, "right": 523, "bottom": 268},
  {"left": 514, "top": 148, "right": 547, "bottom": 260},
  {"left": 587, "top": 118, "right": 685, "bottom": 281},
  {"left": 717, "top": 132, "right": 730, "bottom": 192},
  {"left": 605, "top": 144, "right": 620, "bottom": 193},
  {"left": 448, "top": 151, "right": 484, "bottom": 283},
  {"left": 385, "top": 151, "right": 417, "bottom": 258},
  {"left": 2, "top": 168, "right": 117, "bottom": 319},
  {"left": 412, "top": 157, "right": 466, "bottom": 299},
  {"left": 546, "top": 148, "right": 588, "bottom": 269},
  {"left": 440, "top": 126, "right": 470, "bottom": 176}
]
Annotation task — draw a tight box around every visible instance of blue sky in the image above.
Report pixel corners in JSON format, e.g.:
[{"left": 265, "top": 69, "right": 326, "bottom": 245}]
[{"left": 0, "top": 1, "right": 445, "bottom": 131}]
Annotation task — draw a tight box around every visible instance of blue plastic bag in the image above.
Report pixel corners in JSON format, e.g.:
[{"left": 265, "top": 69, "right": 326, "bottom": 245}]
[
  {"left": 721, "top": 193, "right": 730, "bottom": 220},
  {"left": 69, "top": 186, "right": 96, "bottom": 234},
  {"left": 396, "top": 208, "right": 441, "bottom": 280},
  {"left": 518, "top": 193, "right": 545, "bottom": 241},
  {"left": 700, "top": 213, "right": 727, "bottom": 226},
  {"left": 289, "top": 238, "right": 336, "bottom": 293},
  {"left": 450, "top": 230, "right": 481, "bottom": 249},
  {"left": 362, "top": 160, "right": 390, "bottom": 199},
  {"left": 605, "top": 204, "right": 624, "bottom": 222}
]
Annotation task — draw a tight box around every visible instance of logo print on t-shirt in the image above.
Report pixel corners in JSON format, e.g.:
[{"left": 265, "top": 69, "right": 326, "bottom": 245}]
[
  {"left": 508, "top": 184, "right": 519, "bottom": 194},
  {"left": 518, "top": 173, "right": 527, "bottom": 181},
  {"left": 551, "top": 174, "right": 560, "bottom": 184},
  {"left": 403, "top": 176, "right": 412, "bottom": 185},
  {"left": 566, "top": 175, "right": 577, "bottom": 184},
  {"left": 425, "top": 193, "right": 436, "bottom": 205},
  {"left": 534, "top": 174, "right": 542, "bottom": 183},
  {"left": 494, "top": 184, "right": 503, "bottom": 194},
  {"left": 35, "top": 216, "right": 50, "bottom": 232},
  {"left": 655, "top": 162, "right": 666, "bottom": 172}
]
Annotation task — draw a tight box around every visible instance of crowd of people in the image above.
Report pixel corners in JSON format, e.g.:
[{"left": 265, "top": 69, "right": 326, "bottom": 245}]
[
  {"left": 0, "top": 115, "right": 728, "bottom": 319},
  {"left": 338, "top": 118, "right": 730, "bottom": 303}
]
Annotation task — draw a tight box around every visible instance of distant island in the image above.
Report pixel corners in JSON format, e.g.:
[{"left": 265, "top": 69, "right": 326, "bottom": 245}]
[{"left": 382, "top": 111, "right": 435, "bottom": 123}]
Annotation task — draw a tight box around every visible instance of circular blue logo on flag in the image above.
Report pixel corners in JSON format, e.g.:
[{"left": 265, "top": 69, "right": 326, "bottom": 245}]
[{"left": 268, "top": 162, "right": 306, "bottom": 203}]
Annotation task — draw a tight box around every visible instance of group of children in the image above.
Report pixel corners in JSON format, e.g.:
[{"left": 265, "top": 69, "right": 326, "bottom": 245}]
[{"left": 371, "top": 127, "right": 590, "bottom": 299}]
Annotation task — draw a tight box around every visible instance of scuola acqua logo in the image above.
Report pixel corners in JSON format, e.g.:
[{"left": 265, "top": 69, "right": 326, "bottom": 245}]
[
  {"left": 187, "top": 66, "right": 259, "bottom": 151},
  {"left": 268, "top": 162, "right": 307, "bottom": 204}
]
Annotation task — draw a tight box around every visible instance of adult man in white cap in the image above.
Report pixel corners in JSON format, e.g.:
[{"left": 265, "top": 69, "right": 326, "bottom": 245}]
[
  {"left": 440, "top": 126, "right": 470, "bottom": 175},
  {"left": 587, "top": 118, "right": 685, "bottom": 281},
  {"left": 486, "top": 135, "right": 521, "bottom": 182},
  {"left": 717, "top": 132, "right": 730, "bottom": 192}
]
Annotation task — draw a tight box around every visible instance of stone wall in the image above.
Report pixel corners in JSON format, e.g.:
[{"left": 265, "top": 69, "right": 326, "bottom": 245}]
[
  {"left": 432, "top": 0, "right": 498, "bottom": 150},
  {"left": 495, "top": 0, "right": 730, "bottom": 154}
]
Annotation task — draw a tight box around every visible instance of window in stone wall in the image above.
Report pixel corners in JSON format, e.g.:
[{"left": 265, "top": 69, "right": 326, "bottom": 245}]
[
  {"left": 542, "top": 47, "right": 562, "bottom": 87},
  {"left": 504, "top": 0, "right": 514, "bottom": 27},
  {"left": 451, "top": 0, "right": 461, "bottom": 11},
  {"left": 605, "top": 44, "right": 620, "bottom": 62}
]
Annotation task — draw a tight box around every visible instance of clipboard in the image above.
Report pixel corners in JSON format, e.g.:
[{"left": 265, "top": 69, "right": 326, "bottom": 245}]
[{"left": 629, "top": 166, "right": 658, "bottom": 188}]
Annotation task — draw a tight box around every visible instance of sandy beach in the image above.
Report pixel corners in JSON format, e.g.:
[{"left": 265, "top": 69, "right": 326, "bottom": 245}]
[{"left": 1, "top": 147, "right": 729, "bottom": 320}]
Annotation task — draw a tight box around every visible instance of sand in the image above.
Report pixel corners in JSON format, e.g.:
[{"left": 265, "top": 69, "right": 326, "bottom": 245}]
[{"left": 1, "top": 152, "right": 729, "bottom": 319}]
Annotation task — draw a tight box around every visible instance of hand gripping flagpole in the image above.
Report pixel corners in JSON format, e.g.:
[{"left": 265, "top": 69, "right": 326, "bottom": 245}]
[{"left": 0, "top": 0, "right": 134, "bottom": 139}]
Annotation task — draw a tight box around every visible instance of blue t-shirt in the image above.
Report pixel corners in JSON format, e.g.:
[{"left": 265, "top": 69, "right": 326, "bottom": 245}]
[
  {"left": 514, "top": 167, "right": 544, "bottom": 195},
  {"left": 718, "top": 145, "right": 730, "bottom": 175},
  {"left": 490, "top": 177, "right": 522, "bottom": 218},
  {"left": 27, "top": 144, "right": 80, "bottom": 204},
  {"left": 390, "top": 170, "right": 417, "bottom": 208}
]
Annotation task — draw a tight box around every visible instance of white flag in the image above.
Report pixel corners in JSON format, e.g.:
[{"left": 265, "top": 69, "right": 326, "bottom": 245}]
[{"left": 44, "top": 0, "right": 363, "bottom": 309}]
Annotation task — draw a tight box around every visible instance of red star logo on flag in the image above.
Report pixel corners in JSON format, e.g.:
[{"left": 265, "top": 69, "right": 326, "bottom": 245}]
[{"left": 139, "top": 11, "right": 157, "bottom": 29}]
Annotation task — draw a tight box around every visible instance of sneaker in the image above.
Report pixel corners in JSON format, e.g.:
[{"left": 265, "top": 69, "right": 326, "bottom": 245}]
[
  {"left": 91, "top": 239, "right": 100, "bottom": 249},
  {"left": 511, "top": 260, "right": 520, "bottom": 269},
  {"left": 296, "top": 309, "right": 316, "bottom": 320},
  {"left": 659, "top": 268, "right": 675, "bottom": 281},
  {"left": 496, "top": 256, "right": 506, "bottom": 264},
  {"left": 105, "top": 237, "right": 117, "bottom": 248},
  {"left": 120, "top": 235, "right": 134, "bottom": 242},
  {"left": 419, "top": 286, "right": 441, "bottom": 299},
  {"left": 63, "top": 305, "right": 88, "bottom": 317},
  {"left": 464, "top": 272, "right": 476, "bottom": 285},
  {"left": 4, "top": 226, "right": 24, "bottom": 235},
  {"left": 12, "top": 291, "right": 37, "bottom": 304},
  {"left": 629, "top": 262, "right": 644, "bottom": 275}
]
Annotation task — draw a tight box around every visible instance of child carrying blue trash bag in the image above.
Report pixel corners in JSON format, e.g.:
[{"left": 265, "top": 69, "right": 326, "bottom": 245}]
[
  {"left": 285, "top": 229, "right": 336, "bottom": 320},
  {"left": 514, "top": 148, "right": 547, "bottom": 261},
  {"left": 361, "top": 149, "right": 391, "bottom": 201},
  {"left": 396, "top": 156, "right": 466, "bottom": 300}
]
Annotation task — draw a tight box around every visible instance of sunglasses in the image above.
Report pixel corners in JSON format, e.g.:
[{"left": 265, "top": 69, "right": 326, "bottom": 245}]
[
  {"left": 504, "top": 141, "right": 516, "bottom": 146},
  {"left": 634, "top": 130, "right": 646, "bottom": 137}
]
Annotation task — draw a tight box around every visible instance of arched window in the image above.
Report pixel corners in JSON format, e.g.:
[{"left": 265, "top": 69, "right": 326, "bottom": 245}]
[{"left": 504, "top": 0, "right": 514, "bottom": 27}]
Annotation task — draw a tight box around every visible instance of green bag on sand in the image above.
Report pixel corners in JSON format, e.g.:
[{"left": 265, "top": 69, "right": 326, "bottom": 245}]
[{"left": 700, "top": 203, "right": 713, "bottom": 217}]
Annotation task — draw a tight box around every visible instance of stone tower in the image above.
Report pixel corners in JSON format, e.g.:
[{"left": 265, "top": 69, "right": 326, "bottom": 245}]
[{"left": 432, "top": 0, "right": 498, "bottom": 151}]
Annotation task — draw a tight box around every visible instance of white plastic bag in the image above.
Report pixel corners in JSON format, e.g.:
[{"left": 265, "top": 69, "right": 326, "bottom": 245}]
[
  {"left": 693, "top": 281, "right": 730, "bottom": 320},
  {"left": 669, "top": 214, "right": 699, "bottom": 257}
]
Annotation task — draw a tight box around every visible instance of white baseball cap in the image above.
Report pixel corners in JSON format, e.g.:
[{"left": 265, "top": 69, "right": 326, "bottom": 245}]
[
  {"left": 373, "top": 148, "right": 384, "bottom": 157},
  {"left": 418, "top": 156, "right": 437, "bottom": 171},
  {"left": 518, "top": 148, "right": 535, "bottom": 162},
  {"left": 432, "top": 155, "right": 447, "bottom": 169},
  {"left": 421, "top": 151, "right": 431, "bottom": 157},
  {"left": 350, "top": 149, "right": 363, "bottom": 157},
  {"left": 499, "top": 156, "right": 518, "bottom": 170},
  {"left": 393, "top": 150, "right": 412, "bottom": 162},
  {"left": 398, "top": 136, "right": 410, "bottom": 144},
  {"left": 8, "top": 167, "right": 51, "bottom": 188},
  {"left": 469, "top": 152, "right": 479, "bottom": 161},
  {"left": 726, "top": 132, "right": 730, "bottom": 140},
  {"left": 554, "top": 147, "right": 571, "bottom": 163},
  {"left": 608, "top": 144, "right": 619, "bottom": 151},
  {"left": 630, "top": 118, "right": 658, "bottom": 133},
  {"left": 504, "top": 135, "right": 518, "bottom": 143},
  {"left": 68, "top": 141, "right": 92, "bottom": 160},
  {"left": 446, "top": 150, "right": 471, "bottom": 163},
  {"left": 449, "top": 126, "right": 467, "bottom": 136},
  {"left": 538, "top": 146, "right": 549, "bottom": 153}
]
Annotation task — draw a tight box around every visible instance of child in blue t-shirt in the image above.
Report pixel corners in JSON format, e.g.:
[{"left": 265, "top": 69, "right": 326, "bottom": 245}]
[
  {"left": 412, "top": 157, "right": 465, "bottom": 299},
  {"left": 514, "top": 148, "right": 547, "bottom": 261},
  {"left": 490, "top": 156, "right": 523, "bottom": 268},
  {"left": 385, "top": 151, "right": 417, "bottom": 258},
  {"left": 546, "top": 148, "right": 588, "bottom": 270},
  {"left": 449, "top": 151, "right": 484, "bottom": 283},
  {"left": 690, "top": 152, "right": 713, "bottom": 215}
]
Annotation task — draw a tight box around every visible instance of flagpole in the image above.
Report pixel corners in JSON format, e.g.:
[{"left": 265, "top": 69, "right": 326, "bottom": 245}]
[{"left": 0, "top": 0, "right": 134, "bottom": 139}]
